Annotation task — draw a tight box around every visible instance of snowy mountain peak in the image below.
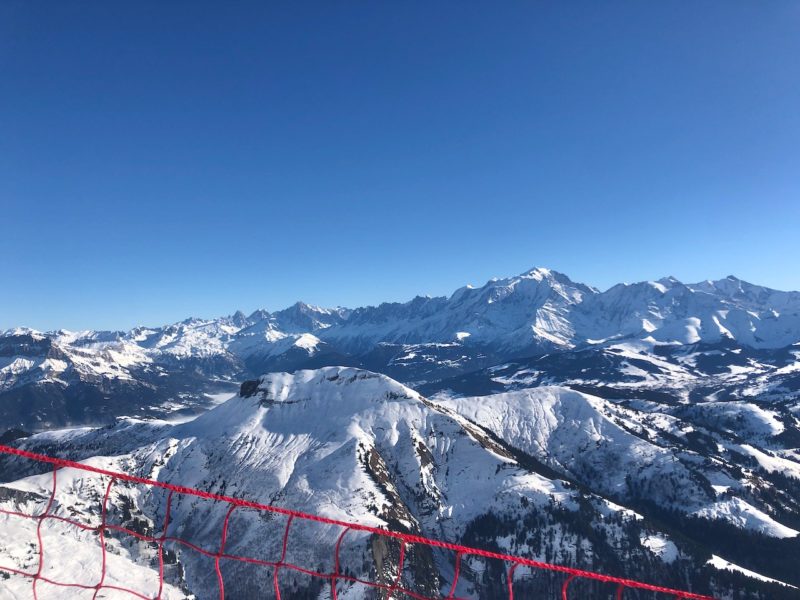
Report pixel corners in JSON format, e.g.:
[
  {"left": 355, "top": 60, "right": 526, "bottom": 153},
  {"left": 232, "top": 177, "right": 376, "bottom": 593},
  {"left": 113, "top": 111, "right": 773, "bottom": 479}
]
[
  {"left": 228, "top": 310, "right": 249, "bottom": 327},
  {"left": 522, "top": 266, "right": 554, "bottom": 280},
  {"left": 247, "top": 308, "right": 271, "bottom": 321},
  {"left": 654, "top": 276, "right": 682, "bottom": 290},
  {"left": 271, "top": 301, "right": 350, "bottom": 332},
  {"left": 2, "top": 327, "right": 45, "bottom": 339},
  {"left": 519, "top": 266, "right": 594, "bottom": 290},
  {"left": 658, "top": 275, "right": 680, "bottom": 283},
  {"left": 467, "top": 266, "right": 592, "bottom": 306},
  {"left": 240, "top": 366, "right": 420, "bottom": 406}
]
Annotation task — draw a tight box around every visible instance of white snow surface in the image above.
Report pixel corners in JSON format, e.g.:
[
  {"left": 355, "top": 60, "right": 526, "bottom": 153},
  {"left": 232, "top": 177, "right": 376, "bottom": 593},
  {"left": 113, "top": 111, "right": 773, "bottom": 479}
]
[
  {"left": 707, "top": 555, "right": 798, "bottom": 588},
  {"left": 0, "top": 457, "right": 188, "bottom": 599},
  {"left": 2, "top": 367, "right": 622, "bottom": 598},
  {"left": 2, "top": 365, "right": 798, "bottom": 596},
  {"left": 693, "top": 498, "right": 799, "bottom": 538},
  {"left": 438, "top": 387, "right": 800, "bottom": 537},
  {"left": 640, "top": 534, "right": 679, "bottom": 563}
]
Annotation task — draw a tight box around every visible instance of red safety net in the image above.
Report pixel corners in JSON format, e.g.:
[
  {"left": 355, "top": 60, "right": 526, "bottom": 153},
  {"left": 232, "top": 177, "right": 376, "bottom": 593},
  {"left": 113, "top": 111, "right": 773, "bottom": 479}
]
[{"left": 0, "top": 444, "right": 715, "bottom": 600}]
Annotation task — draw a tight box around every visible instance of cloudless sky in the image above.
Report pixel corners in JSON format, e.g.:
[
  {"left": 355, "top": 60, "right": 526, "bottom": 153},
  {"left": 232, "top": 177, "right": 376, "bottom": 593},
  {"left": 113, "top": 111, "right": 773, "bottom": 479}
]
[{"left": 2, "top": 1, "right": 799, "bottom": 331}]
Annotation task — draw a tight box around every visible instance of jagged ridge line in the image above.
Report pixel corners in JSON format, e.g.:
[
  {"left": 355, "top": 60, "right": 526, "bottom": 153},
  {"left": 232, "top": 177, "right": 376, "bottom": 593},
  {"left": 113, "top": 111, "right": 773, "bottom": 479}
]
[{"left": 0, "top": 444, "right": 715, "bottom": 599}]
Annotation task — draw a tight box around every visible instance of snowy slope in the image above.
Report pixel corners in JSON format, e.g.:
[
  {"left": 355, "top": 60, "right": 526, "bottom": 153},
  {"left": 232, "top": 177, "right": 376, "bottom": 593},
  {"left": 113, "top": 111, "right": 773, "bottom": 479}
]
[
  {"left": 0, "top": 455, "right": 188, "bottom": 599},
  {"left": 437, "top": 387, "right": 800, "bottom": 539},
  {"left": 3, "top": 367, "right": 768, "bottom": 598}
]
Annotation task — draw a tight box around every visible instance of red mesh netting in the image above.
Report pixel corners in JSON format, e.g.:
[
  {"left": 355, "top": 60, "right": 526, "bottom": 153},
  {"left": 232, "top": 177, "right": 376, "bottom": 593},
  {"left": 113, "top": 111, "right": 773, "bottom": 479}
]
[{"left": 0, "top": 445, "right": 714, "bottom": 600}]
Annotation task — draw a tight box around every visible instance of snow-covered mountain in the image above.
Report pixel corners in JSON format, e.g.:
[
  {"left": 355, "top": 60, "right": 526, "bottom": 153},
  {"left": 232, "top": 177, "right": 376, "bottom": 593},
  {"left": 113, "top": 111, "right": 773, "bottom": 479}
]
[
  {"left": 2, "top": 268, "right": 799, "bottom": 431},
  {"left": 2, "top": 367, "right": 797, "bottom": 598}
]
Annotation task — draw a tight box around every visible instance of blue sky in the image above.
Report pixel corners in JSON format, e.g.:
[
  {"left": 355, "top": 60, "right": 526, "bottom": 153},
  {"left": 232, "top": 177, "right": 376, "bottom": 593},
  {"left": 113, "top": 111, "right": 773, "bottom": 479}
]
[{"left": 2, "top": 2, "right": 799, "bottom": 331}]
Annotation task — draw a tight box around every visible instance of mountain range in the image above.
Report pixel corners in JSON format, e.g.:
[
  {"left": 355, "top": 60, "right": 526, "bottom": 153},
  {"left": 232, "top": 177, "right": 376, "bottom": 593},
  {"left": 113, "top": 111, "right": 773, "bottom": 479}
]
[
  {"left": 2, "top": 267, "right": 799, "bottom": 431},
  {"left": 0, "top": 267, "right": 798, "bottom": 597}
]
